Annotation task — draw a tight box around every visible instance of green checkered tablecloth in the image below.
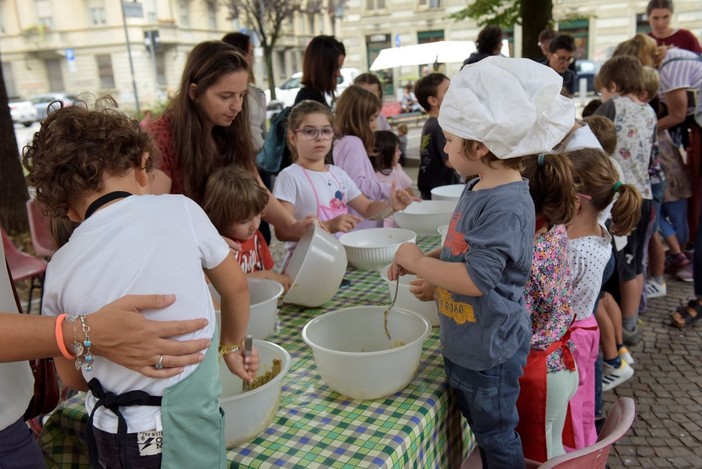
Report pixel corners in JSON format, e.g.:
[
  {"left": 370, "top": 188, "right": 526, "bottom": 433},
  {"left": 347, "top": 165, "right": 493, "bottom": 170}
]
[{"left": 39, "top": 236, "right": 475, "bottom": 468}]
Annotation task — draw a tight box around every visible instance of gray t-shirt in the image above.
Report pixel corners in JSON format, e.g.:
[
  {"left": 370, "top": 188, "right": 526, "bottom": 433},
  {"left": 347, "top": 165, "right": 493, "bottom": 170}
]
[{"left": 438, "top": 178, "right": 534, "bottom": 369}]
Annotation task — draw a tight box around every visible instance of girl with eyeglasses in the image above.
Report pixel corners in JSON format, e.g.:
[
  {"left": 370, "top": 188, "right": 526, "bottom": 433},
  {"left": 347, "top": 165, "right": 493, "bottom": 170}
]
[{"left": 273, "top": 100, "right": 412, "bottom": 264}]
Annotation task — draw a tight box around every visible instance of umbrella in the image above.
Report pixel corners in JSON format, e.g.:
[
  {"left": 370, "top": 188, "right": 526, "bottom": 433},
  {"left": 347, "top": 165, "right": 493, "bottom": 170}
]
[{"left": 370, "top": 41, "right": 476, "bottom": 71}]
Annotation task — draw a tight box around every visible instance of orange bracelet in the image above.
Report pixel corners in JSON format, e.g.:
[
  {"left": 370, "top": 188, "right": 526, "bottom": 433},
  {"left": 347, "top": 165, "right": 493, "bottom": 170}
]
[{"left": 55, "top": 314, "right": 76, "bottom": 360}]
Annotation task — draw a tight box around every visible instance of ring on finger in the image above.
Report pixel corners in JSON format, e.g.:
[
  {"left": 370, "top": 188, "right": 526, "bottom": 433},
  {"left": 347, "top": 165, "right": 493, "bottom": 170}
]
[{"left": 154, "top": 354, "right": 165, "bottom": 370}]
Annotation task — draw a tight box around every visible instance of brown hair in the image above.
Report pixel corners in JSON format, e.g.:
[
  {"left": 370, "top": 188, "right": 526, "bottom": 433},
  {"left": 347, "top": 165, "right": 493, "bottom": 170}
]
[
  {"left": 164, "top": 40, "right": 254, "bottom": 203},
  {"left": 201, "top": 166, "right": 269, "bottom": 238},
  {"left": 566, "top": 148, "right": 642, "bottom": 236},
  {"left": 460, "top": 139, "right": 523, "bottom": 172},
  {"left": 612, "top": 33, "right": 666, "bottom": 68},
  {"left": 286, "top": 100, "right": 335, "bottom": 161},
  {"left": 583, "top": 116, "right": 617, "bottom": 156},
  {"left": 595, "top": 55, "right": 644, "bottom": 95},
  {"left": 22, "top": 97, "right": 156, "bottom": 218},
  {"left": 521, "top": 153, "right": 577, "bottom": 226},
  {"left": 354, "top": 73, "right": 384, "bottom": 100},
  {"left": 373, "top": 130, "right": 401, "bottom": 175},
  {"left": 221, "top": 32, "right": 256, "bottom": 84},
  {"left": 415, "top": 73, "right": 449, "bottom": 112},
  {"left": 335, "top": 85, "right": 382, "bottom": 155},
  {"left": 640, "top": 65, "right": 660, "bottom": 102},
  {"left": 301, "top": 35, "right": 346, "bottom": 97},
  {"left": 646, "top": 0, "right": 674, "bottom": 15},
  {"left": 397, "top": 123, "right": 409, "bottom": 135}
]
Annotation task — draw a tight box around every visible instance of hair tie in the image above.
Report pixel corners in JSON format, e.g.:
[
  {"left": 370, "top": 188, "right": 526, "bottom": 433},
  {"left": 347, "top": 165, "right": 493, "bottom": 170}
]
[
  {"left": 537, "top": 153, "right": 545, "bottom": 166},
  {"left": 613, "top": 181, "right": 623, "bottom": 193}
]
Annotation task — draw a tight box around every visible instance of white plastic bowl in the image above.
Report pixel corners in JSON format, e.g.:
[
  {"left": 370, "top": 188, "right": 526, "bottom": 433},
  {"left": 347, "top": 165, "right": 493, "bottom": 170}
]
[
  {"left": 220, "top": 339, "right": 291, "bottom": 447},
  {"left": 438, "top": 224, "right": 449, "bottom": 246},
  {"left": 393, "top": 201, "right": 457, "bottom": 235},
  {"left": 380, "top": 265, "right": 439, "bottom": 327},
  {"left": 430, "top": 184, "right": 465, "bottom": 202},
  {"left": 302, "top": 306, "right": 431, "bottom": 400},
  {"left": 283, "top": 223, "right": 347, "bottom": 307},
  {"left": 211, "top": 278, "right": 284, "bottom": 339},
  {"left": 339, "top": 228, "right": 416, "bottom": 271}
]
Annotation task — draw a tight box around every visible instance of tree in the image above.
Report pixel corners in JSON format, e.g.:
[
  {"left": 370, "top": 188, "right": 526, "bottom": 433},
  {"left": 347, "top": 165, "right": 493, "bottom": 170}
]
[
  {"left": 451, "top": 0, "right": 553, "bottom": 60},
  {"left": 225, "top": 0, "right": 346, "bottom": 100},
  {"left": 0, "top": 51, "right": 30, "bottom": 235}
]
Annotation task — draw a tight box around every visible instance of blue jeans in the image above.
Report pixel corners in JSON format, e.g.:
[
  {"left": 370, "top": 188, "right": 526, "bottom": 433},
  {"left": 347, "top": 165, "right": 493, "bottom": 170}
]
[
  {"left": 660, "top": 199, "right": 689, "bottom": 247},
  {"left": 0, "top": 418, "right": 46, "bottom": 468},
  {"left": 444, "top": 337, "right": 529, "bottom": 469}
]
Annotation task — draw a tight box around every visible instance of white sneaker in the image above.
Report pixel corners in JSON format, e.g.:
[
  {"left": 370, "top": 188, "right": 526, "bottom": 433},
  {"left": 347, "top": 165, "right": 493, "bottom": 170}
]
[
  {"left": 602, "top": 360, "right": 635, "bottom": 392},
  {"left": 618, "top": 346, "right": 634, "bottom": 366},
  {"left": 645, "top": 278, "right": 667, "bottom": 299}
]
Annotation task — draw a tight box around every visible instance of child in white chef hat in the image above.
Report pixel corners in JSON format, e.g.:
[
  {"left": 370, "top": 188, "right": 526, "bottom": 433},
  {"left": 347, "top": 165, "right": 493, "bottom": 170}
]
[{"left": 389, "top": 56, "right": 575, "bottom": 467}]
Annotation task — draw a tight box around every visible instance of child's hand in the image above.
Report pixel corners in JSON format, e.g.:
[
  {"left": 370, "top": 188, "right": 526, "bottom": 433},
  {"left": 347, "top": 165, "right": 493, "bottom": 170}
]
[
  {"left": 409, "top": 278, "right": 436, "bottom": 302},
  {"left": 223, "top": 345, "right": 260, "bottom": 384},
  {"left": 387, "top": 261, "right": 411, "bottom": 281},
  {"left": 324, "top": 214, "right": 362, "bottom": 233},
  {"left": 389, "top": 181, "right": 414, "bottom": 212},
  {"left": 394, "top": 243, "right": 424, "bottom": 272},
  {"left": 271, "top": 272, "right": 292, "bottom": 293}
]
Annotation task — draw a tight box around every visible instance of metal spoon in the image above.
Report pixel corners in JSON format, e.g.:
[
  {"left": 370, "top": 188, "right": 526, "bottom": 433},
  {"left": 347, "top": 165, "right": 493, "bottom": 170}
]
[
  {"left": 384, "top": 277, "right": 400, "bottom": 341},
  {"left": 241, "top": 335, "right": 253, "bottom": 392}
]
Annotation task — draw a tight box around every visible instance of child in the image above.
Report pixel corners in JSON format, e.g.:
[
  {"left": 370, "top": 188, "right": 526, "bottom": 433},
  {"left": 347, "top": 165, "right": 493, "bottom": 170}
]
[
  {"left": 516, "top": 153, "right": 579, "bottom": 462},
  {"left": 333, "top": 85, "right": 408, "bottom": 230},
  {"left": 354, "top": 72, "right": 392, "bottom": 130},
  {"left": 22, "top": 101, "right": 259, "bottom": 468},
  {"left": 389, "top": 57, "right": 576, "bottom": 467},
  {"left": 564, "top": 148, "right": 641, "bottom": 449},
  {"left": 202, "top": 166, "right": 291, "bottom": 291},
  {"left": 373, "top": 130, "right": 415, "bottom": 227},
  {"left": 274, "top": 100, "right": 412, "bottom": 261},
  {"left": 415, "top": 73, "right": 459, "bottom": 199},
  {"left": 594, "top": 55, "right": 657, "bottom": 346},
  {"left": 397, "top": 123, "right": 409, "bottom": 166}
]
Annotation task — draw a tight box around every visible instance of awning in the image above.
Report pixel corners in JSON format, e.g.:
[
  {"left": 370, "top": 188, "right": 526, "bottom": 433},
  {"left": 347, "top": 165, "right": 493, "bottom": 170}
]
[{"left": 369, "top": 41, "right": 477, "bottom": 71}]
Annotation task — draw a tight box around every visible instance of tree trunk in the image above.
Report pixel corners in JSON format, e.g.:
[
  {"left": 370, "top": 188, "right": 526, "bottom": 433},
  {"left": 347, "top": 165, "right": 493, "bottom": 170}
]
[
  {"left": 0, "top": 53, "right": 30, "bottom": 235},
  {"left": 521, "top": 0, "right": 552, "bottom": 59},
  {"left": 263, "top": 45, "right": 277, "bottom": 101}
]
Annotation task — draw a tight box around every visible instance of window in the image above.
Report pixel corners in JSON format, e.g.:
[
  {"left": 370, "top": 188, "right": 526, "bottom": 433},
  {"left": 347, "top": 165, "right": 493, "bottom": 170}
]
[
  {"left": 0, "top": 2, "right": 5, "bottom": 33},
  {"left": 145, "top": 0, "right": 156, "bottom": 22},
  {"left": 207, "top": 2, "right": 216, "bottom": 30},
  {"left": 89, "top": 0, "right": 106, "bottom": 25},
  {"left": 366, "top": 0, "right": 386, "bottom": 11},
  {"left": 636, "top": 13, "right": 651, "bottom": 34},
  {"left": 308, "top": 13, "right": 315, "bottom": 35},
  {"left": 557, "top": 19, "right": 589, "bottom": 60},
  {"left": 418, "top": 0, "right": 441, "bottom": 7},
  {"left": 179, "top": 1, "right": 189, "bottom": 27},
  {"left": 2, "top": 62, "right": 16, "bottom": 97},
  {"left": 35, "top": 0, "right": 54, "bottom": 29},
  {"left": 96, "top": 54, "right": 115, "bottom": 89},
  {"left": 155, "top": 52, "right": 166, "bottom": 86}
]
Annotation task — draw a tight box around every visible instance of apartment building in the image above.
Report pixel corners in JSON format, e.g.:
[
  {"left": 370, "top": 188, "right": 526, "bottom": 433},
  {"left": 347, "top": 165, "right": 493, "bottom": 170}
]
[{"left": 1, "top": 0, "right": 700, "bottom": 109}]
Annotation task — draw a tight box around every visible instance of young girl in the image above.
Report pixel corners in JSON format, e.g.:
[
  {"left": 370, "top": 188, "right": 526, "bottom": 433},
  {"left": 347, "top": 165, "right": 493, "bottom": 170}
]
[
  {"left": 373, "top": 130, "right": 414, "bottom": 227},
  {"left": 202, "top": 166, "right": 291, "bottom": 292},
  {"left": 273, "top": 100, "right": 412, "bottom": 262},
  {"left": 564, "top": 148, "right": 642, "bottom": 449},
  {"left": 354, "top": 73, "right": 392, "bottom": 130},
  {"left": 333, "top": 85, "right": 397, "bottom": 230},
  {"left": 516, "top": 153, "right": 579, "bottom": 462}
]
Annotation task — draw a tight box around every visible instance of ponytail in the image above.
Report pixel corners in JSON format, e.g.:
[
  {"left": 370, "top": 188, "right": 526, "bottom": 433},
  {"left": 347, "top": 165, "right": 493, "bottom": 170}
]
[
  {"left": 609, "top": 183, "right": 642, "bottom": 236},
  {"left": 522, "top": 153, "right": 577, "bottom": 226}
]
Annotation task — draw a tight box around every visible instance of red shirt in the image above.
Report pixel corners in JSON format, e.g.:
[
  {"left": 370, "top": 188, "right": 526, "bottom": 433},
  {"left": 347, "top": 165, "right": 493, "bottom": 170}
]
[
  {"left": 649, "top": 29, "right": 702, "bottom": 53},
  {"left": 146, "top": 113, "right": 187, "bottom": 195},
  {"left": 233, "top": 231, "right": 274, "bottom": 273}
]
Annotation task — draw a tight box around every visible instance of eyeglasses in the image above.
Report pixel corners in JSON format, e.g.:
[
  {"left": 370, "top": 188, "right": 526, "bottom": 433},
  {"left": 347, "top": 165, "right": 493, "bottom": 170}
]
[
  {"left": 552, "top": 53, "right": 575, "bottom": 64},
  {"left": 294, "top": 126, "right": 335, "bottom": 141}
]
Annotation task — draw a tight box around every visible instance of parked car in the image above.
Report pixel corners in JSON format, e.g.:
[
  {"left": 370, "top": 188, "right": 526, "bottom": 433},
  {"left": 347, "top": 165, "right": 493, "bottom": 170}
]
[
  {"left": 264, "top": 68, "right": 360, "bottom": 108},
  {"left": 9, "top": 99, "right": 39, "bottom": 127},
  {"left": 30, "top": 92, "right": 80, "bottom": 120},
  {"left": 575, "top": 60, "right": 601, "bottom": 94}
]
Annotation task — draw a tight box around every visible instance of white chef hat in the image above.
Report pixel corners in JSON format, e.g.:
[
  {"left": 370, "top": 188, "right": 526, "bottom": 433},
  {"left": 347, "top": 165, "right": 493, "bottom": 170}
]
[{"left": 438, "top": 56, "right": 575, "bottom": 159}]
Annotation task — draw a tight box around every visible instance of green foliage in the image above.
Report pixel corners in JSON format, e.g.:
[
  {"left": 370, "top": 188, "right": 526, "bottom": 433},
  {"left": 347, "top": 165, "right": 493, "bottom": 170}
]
[{"left": 450, "top": 0, "right": 521, "bottom": 28}]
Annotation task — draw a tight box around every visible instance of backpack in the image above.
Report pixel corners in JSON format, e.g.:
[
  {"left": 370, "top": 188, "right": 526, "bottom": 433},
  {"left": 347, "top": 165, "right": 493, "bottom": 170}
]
[
  {"left": 256, "top": 106, "right": 292, "bottom": 174},
  {"left": 659, "top": 53, "right": 702, "bottom": 128}
]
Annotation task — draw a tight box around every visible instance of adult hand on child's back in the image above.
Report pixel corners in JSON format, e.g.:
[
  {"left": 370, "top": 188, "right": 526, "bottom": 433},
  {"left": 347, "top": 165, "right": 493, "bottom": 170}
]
[
  {"left": 89, "top": 294, "right": 211, "bottom": 378},
  {"left": 409, "top": 278, "right": 436, "bottom": 302}
]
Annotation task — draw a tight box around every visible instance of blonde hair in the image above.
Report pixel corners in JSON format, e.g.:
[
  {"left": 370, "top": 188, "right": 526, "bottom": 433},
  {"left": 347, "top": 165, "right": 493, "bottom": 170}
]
[
  {"left": 286, "top": 100, "right": 335, "bottom": 162},
  {"left": 201, "top": 166, "right": 269, "bottom": 238},
  {"left": 640, "top": 66, "right": 660, "bottom": 102},
  {"left": 335, "top": 85, "right": 382, "bottom": 155},
  {"left": 612, "top": 33, "right": 667, "bottom": 68}
]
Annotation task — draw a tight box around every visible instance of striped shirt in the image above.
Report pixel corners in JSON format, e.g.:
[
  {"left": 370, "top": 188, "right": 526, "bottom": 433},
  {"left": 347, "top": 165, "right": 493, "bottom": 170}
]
[{"left": 658, "top": 48, "right": 702, "bottom": 115}]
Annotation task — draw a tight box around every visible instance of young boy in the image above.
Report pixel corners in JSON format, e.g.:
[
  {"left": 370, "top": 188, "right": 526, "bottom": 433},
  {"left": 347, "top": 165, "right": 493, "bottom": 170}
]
[
  {"left": 202, "top": 166, "right": 291, "bottom": 291},
  {"left": 22, "top": 101, "right": 258, "bottom": 469},
  {"left": 415, "top": 73, "right": 459, "bottom": 199},
  {"left": 594, "top": 55, "right": 657, "bottom": 345},
  {"left": 389, "top": 57, "right": 575, "bottom": 467}
]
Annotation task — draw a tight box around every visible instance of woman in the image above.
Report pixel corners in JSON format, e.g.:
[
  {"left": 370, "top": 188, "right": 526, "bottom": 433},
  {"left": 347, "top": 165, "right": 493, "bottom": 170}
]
[
  {"left": 463, "top": 25, "right": 504, "bottom": 65},
  {"left": 147, "top": 40, "right": 311, "bottom": 241},
  {"left": 294, "top": 35, "right": 346, "bottom": 107},
  {"left": 646, "top": 0, "right": 702, "bottom": 52}
]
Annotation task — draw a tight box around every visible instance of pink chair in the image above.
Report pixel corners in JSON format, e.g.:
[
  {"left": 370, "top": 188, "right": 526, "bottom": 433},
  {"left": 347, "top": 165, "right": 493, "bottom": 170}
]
[
  {"left": 525, "top": 397, "right": 636, "bottom": 469},
  {"left": 26, "top": 199, "right": 57, "bottom": 259},
  {"left": 1, "top": 226, "right": 48, "bottom": 313}
]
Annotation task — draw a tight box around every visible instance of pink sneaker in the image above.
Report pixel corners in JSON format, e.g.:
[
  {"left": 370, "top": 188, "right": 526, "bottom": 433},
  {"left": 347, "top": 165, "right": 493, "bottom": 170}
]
[
  {"left": 665, "top": 253, "right": 690, "bottom": 274},
  {"left": 675, "top": 264, "right": 693, "bottom": 283}
]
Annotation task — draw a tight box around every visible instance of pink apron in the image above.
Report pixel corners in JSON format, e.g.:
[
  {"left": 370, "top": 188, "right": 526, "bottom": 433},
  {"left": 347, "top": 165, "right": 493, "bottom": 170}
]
[{"left": 302, "top": 168, "right": 347, "bottom": 237}]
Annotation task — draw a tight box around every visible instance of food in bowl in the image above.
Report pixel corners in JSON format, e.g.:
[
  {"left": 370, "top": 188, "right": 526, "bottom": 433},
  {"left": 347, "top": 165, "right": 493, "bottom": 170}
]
[
  {"left": 393, "top": 201, "right": 456, "bottom": 235},
  {"left": 248, "top": 358, "right": 282, "bottom": 390},
  {"left": 220, "top": 340, "right": 291, "bottom": 447},
  {"left": 380, "top": 264, "right": 440, "bottom": 326},
  {"left": 283, "top": 223, "right": 347, "bottom": 307},
  {"left": 339, "top": 228, "right": 416, "bottom": 271},
  {"left": 302, "top": 306, "right": 431, "bottom": 399}
]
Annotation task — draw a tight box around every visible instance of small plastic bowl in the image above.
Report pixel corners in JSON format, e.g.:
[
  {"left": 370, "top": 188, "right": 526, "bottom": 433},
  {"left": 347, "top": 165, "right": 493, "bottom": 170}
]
[
  {"left": 393, "top": 201, "right": 456, "bottom": 236},
  {"left": 430, "top": 184, "right": 464, "bottom": 202},
  {"left": 339, "top": 228, "right": 416, "bottom": 271}
]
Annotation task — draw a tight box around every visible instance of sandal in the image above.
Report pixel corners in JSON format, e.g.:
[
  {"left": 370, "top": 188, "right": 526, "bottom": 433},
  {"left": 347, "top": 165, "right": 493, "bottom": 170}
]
[{"left": 670, "top": 300, "right": 702, "bottom": 329}]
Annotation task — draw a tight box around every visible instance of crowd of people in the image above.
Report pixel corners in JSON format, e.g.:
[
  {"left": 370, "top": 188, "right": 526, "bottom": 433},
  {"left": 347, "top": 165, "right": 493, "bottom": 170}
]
[{"left": 2, "top": 0, "right": 702, "bottom": 466}]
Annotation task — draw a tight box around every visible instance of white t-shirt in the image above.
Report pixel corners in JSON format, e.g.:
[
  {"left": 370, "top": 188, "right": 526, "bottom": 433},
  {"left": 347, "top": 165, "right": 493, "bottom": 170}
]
[
  {"left": 568, "top": 223, "right": 613, "bottom": 321},
  {"left": 274, "top": 163, "right": 361, "bottom": 256},
  {"left": 0, "top": 242, "right": 34, "bottom": 430},
  {"left": 43, "top": 194, "right": 230, "bottom": 434}
]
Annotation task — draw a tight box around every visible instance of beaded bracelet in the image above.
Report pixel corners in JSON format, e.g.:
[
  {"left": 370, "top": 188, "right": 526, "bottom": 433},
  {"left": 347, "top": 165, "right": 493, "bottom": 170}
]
[
  {"left": 79, "top": 315, "right": 94, "bottom": 372},
  {"left": 66, "top": 314, "right": 94, "bottom": 371},
  {"left": 55, "top": 314, "right": 76, "bottom": 360}
]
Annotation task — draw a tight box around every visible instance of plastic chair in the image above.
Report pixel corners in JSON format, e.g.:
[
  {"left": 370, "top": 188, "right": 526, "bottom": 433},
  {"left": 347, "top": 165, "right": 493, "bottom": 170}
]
[
  {"left": 1, "top": 226, "right": 47, "bottom": 314},
  {"left": 524, "top": 397, "right": 636, "bottom": 469},
  {"left": 26, "top": 199, "right": 57, "bottom": 259}
]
